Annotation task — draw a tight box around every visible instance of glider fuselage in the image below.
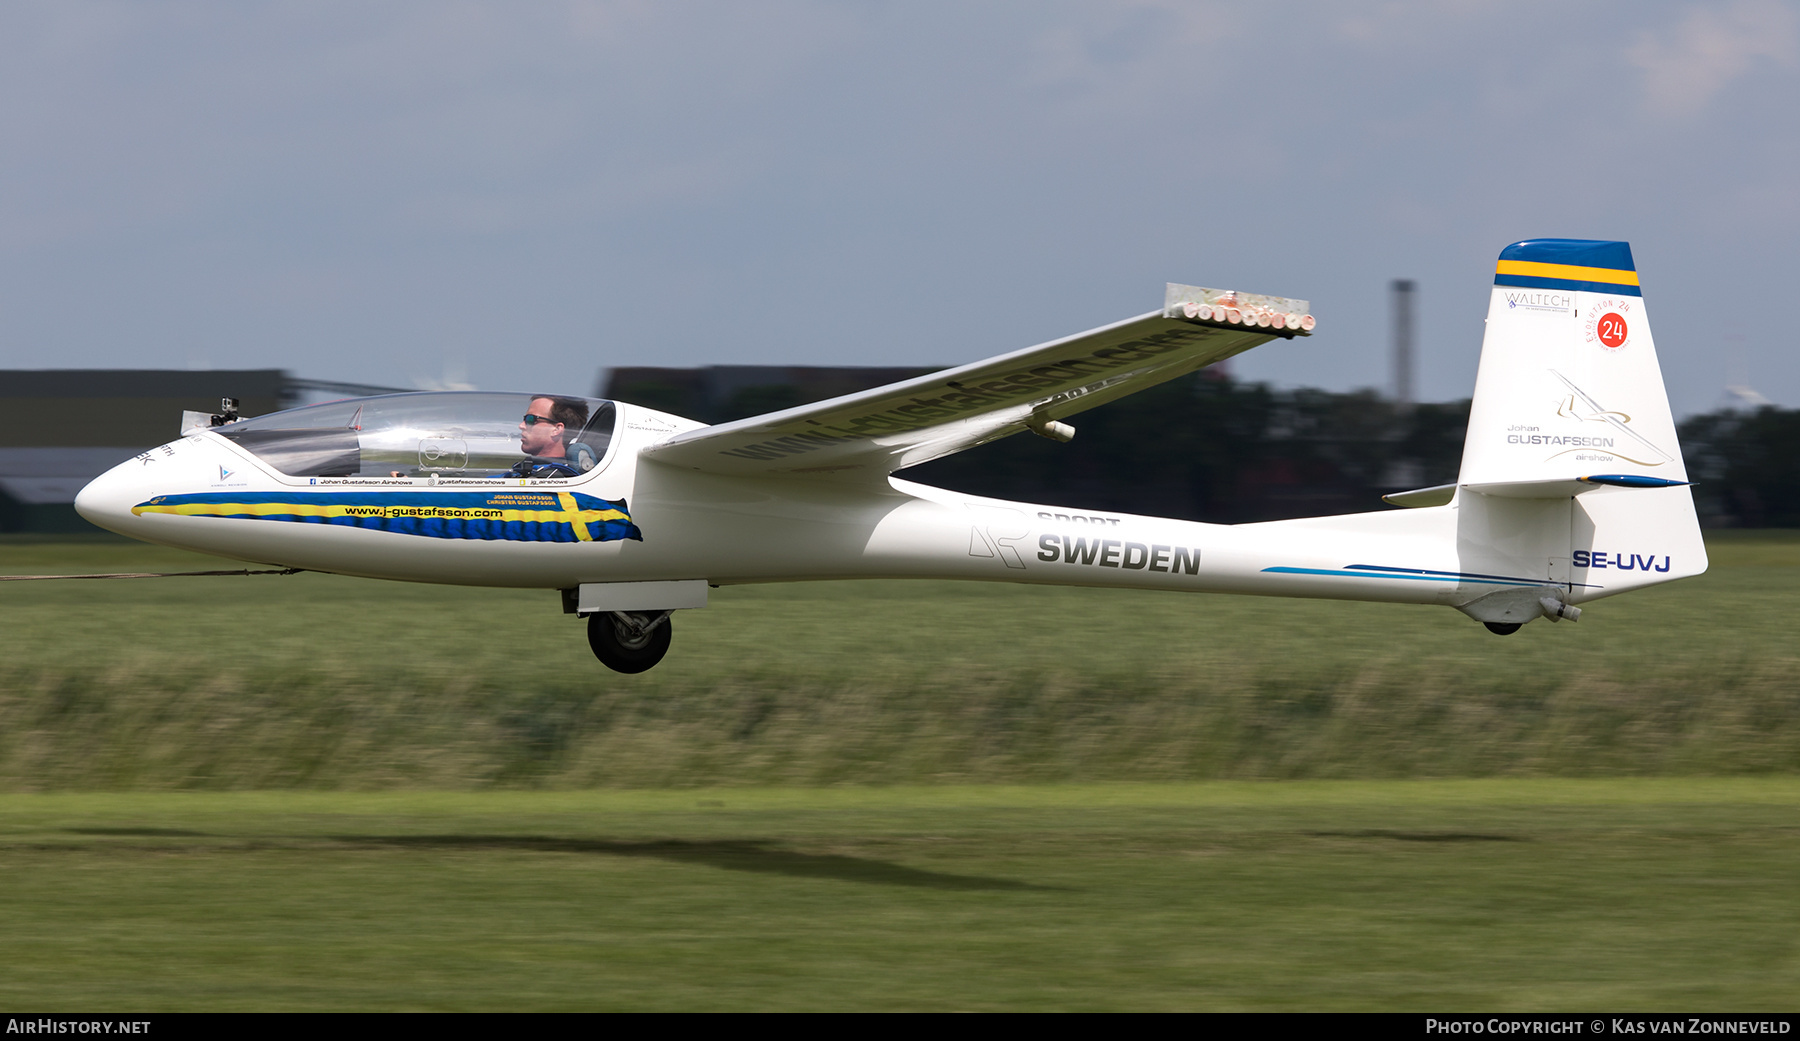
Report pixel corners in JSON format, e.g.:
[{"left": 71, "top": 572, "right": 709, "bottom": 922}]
[
  {"left": 74, "top": 402, "right": 1685, "bottom": 612},
  {"left": 72, "top": 243, "right": 1709, "bottom": 672}
]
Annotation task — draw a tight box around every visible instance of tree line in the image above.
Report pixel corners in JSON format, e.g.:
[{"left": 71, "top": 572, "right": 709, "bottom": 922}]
[
  {"left": 609, "top": 369, "right": 1797, "bottom": 527},
  {"left": 909, "top": 374, "right": 1799, "bottom": 527}
]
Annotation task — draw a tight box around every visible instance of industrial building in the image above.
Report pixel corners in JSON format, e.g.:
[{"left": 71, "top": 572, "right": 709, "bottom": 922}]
[{"left": 0, "top": 370, "right": 409, "bottom": 532}]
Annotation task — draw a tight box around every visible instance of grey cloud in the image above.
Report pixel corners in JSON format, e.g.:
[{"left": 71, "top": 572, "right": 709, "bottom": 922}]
[{"left": 1630, "top": 0, "right": 1798, "bottom": 118}]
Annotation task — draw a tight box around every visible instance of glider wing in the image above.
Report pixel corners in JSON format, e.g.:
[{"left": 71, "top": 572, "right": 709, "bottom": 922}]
[{"left": 639, "top": 284, "right": 1312, "bottom": 479}]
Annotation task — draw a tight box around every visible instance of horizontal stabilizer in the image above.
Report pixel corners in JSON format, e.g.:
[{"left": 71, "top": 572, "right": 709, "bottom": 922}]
[
  {"left": 1578, "top": 474, "right": 1689, "bottom": 489},
  {"left": 1385, "top": 474, "right": 1690, "bottom": 507},
  {"left": 1461, "top": 475, "right": 1684, "bottom": 497},
  {"left": 1382, "top": 483, "right": 1455, "bottom": 508},
  {"left": 1464, "top": 475, "right": 1692, "bottom": 499}
]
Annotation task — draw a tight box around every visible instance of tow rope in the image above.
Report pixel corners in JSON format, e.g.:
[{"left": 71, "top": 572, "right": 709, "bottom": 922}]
[{"left": 0, "top": 568, "right": 304, "bottom": 581}]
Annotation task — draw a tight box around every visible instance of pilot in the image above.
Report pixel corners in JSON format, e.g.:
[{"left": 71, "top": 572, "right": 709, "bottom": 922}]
[{"left": 506, "top": 395, "right": 592, "bottom": 478}]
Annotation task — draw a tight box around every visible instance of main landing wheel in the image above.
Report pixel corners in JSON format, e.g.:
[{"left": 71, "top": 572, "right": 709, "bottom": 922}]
[
  {"left": 1484, "top": 622, "right": 1522, "bottom": 636},
  {"left": 588, "top": 611, "right": 673, "bottom": 673}
]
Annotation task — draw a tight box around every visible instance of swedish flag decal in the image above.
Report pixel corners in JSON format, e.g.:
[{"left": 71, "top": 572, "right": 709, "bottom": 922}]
[{"left": 131, "top": 491, "right": 643, "bottom": 544}]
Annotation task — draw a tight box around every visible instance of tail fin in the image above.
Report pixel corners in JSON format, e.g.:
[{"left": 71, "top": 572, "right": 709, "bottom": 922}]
[
  {"left": 1455, "top": 239, "right": 1705, "bottom": 610},
  {"left": 1461, "top": 239, "right": 1685, "bottom": 489}
]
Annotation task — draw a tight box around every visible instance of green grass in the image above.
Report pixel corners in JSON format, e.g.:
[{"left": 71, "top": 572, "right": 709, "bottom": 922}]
[
  {"left": 2, "top": 533, "right": 1798, "bottom": 788},
  {"left": 1, "top": 781, "right": 1797, "bottom": 1010},
  {"left": 3, "top": 537, "right": 1798, "bottom": 1008}
]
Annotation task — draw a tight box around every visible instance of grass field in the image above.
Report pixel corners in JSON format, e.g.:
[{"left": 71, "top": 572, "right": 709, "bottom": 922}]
[
  {"left": 1, "top": 535, "right": 1798, "bottom": 1008},
  {"left": 2, "top": 781, "right": 1798, "bottom": 1010},
  {"left": 3, "top": 533, "right": 1800, "bottom": 1008},
  {"left": 2, "top": 532, "right": 1798, "bottom": 787}
]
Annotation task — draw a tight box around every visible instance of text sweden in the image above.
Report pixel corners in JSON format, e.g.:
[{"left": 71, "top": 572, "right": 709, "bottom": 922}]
[{"left": 1037, "top": 534, "right": 1199, "bottom": 574}]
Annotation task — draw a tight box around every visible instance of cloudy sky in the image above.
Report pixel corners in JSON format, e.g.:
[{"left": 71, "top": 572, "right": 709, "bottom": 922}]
[{"left": 2, "top": 1, "right": 1795, "bottom": 415}]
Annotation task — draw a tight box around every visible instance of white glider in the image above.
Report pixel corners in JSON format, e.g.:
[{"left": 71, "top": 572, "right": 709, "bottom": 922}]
[{"left": 76, "top": 240, "right": 1704, "bottom": 672}]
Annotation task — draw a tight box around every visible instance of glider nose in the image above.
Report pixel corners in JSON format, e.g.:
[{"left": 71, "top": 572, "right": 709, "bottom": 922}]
[{"left": 75, "top": 456, "right": 148, "bottom": 536}]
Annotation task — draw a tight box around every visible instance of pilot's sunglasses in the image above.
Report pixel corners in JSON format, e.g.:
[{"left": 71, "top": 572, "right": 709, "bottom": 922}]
[{"left": 521, "top": 414, "right": 558, "bottom": 426}]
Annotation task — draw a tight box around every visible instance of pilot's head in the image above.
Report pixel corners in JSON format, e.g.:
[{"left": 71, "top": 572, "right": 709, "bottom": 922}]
[{"left": 520, "top": 396, "right": 589, "bottom": 458}]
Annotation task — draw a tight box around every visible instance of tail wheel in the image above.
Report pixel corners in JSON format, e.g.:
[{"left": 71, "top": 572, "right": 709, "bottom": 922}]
[{"left": 588, "top": 611, "right": 673, "bottom": 673}]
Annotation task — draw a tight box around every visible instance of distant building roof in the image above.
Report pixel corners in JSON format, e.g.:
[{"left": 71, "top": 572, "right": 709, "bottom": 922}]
[
  {"left": 1, "top": 369, "right": 288, "bottom": 400},
  {"left": 0, "top": 369, "right": 291, "bottom": 448},
  {"left": 0, "top": 369, "right": 300, "bottom": 527}
]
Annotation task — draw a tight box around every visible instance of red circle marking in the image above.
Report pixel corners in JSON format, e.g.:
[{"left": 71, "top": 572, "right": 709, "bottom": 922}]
[{"left": 1596, "top": 312, "right": 1628, "bottom": 349}]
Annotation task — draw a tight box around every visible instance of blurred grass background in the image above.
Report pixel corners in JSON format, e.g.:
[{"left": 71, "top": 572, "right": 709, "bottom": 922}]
[
  {"left": 4, "top": 782, "right": 1797, "bottom": 1010},
  {"left": 2, "top": 531, "right": 1797, "bottom": 790}
]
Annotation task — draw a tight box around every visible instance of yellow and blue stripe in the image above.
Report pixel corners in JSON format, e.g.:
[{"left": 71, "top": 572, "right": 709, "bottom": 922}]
[
  {"left": 1494, "top": 238, "right": 1640, "bottom": 297},
  {"left": 131, "top": 491, "right": 643, "bottom": 544}
]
